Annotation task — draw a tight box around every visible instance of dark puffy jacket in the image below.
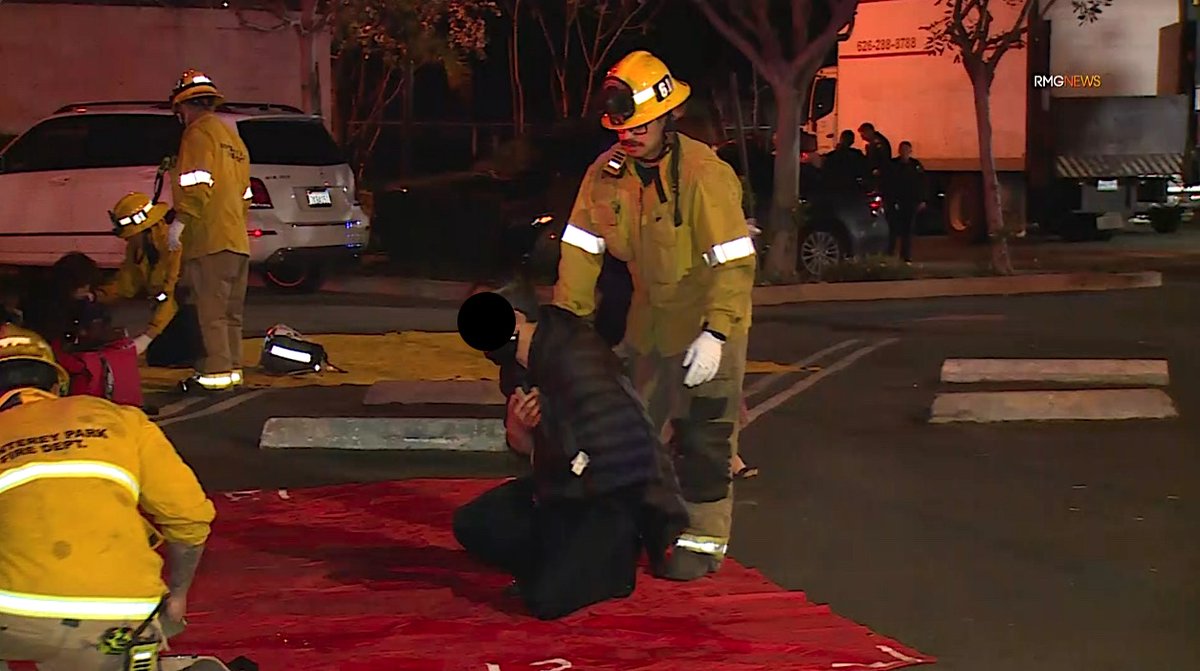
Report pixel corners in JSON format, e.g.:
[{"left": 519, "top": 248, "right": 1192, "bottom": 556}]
[
  {"left": 525, "top": 305, "right": 689, "bottom": 568},
  {"left": 528, "top": 305, "right": 661, "bottom": 498}
]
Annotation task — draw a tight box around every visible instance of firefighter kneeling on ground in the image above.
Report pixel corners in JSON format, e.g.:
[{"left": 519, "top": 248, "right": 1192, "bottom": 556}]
[
  {"left": 553, "top": 50, "right": 756, "bottom": 581},
  {"left": 169, "top": 69, "right": 253, "bottom": 394},
  {"left": 95, "top": 192, "right": 185, "bottom": 360},
  {"left": 0, "top": 325, "right": 216, "bottom": 670}
]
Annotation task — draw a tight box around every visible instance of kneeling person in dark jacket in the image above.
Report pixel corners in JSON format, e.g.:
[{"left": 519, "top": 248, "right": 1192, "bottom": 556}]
[{"left": 453, "top": 285, "right": 689, "bottom": 620}]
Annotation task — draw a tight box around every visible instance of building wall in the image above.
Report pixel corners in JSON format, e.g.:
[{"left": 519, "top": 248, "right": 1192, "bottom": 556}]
[{"left": 0, "top": 3, "right": 333, "bottom": 134}]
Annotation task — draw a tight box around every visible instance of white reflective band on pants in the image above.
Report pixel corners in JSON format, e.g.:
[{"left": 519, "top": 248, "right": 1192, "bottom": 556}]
[
  {"left": 0, "top": 460, "right": 139, "bottom": 499},
  {"left": 231, "top": 369, "right": 244, "bottom": 385},
  {"left": 0, "top": 588, "right": 160, "bottom": 620},
  {"left": 195, "top": 372, "right": 235, "bottom": 389},
  {"left": 561, "top": 224, "right": 606, "bottom": 255},
  {"left": 675, "top": 535, "right": 728, "bottom": 557},
  {"left": 178, "top": 170, "right": 214, "bottom": 188},
  {"left": 243, "top": 186, "right": 253, "bottom": 200},
  {"left": 702, "top": 236, "right": 756, "bottom": 267}
]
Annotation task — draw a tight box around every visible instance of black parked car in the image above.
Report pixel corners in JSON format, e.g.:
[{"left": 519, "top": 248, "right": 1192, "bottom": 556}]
[{"left": 715, "top": 140, "right": 890, "bottom": 278}]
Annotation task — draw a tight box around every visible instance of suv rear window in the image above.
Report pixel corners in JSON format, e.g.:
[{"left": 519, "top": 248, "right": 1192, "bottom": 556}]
[
  {"left": 0, "top": 114, "right": 180, "bottom": 173},
  {"left": 237, "top": 118, "right": 344, "bottom": 166}
]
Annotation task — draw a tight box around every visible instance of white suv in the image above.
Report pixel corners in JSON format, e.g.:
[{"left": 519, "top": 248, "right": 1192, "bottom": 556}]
[{"left": 0, "top": 101, "right": 370, "bottom": 291}]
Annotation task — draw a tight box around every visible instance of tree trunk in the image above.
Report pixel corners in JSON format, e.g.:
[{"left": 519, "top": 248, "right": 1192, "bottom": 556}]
[
  {"left": 402, "top": 60, "right": 416, "bottom": 176},
  {"left": 969, "top": 63, "right": 1013, "bottom": 275},
  {"left": 553, "top": 70, "right": 570, "bottom": 118},
  {"left": 580, "top": 67, "right": 598, "bottom": 117},
  {"left": 763, "top": 83, "right": 802, "bottom": 282},
  {"left": 509, "top": 0, "right": 526, "bottom": 135}
]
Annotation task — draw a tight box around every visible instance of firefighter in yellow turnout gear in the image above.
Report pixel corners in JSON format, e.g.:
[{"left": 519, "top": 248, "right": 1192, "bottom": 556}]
[
  {"left": 95, "top": 192, "right": 183, "bottom": 357},
  {"left": 169, "top": 69, "right": 252, "bottom": 392},
  {"left": 0, "top": 325, "right": 215, "bottom": 670},
  {"left": 553, "top": 51, "right": 756, "bottom": 581}
]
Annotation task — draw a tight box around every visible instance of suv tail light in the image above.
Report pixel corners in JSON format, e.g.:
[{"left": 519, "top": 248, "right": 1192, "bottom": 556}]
[
  {"left": 248, "top": 177, "right": 273, "bottom": 209},
  {"left": 868, "top": 193, "right": 884, "bottom": 216}
]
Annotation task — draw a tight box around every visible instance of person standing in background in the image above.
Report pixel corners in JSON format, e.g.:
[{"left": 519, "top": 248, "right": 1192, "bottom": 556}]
[
  {"left": 168, "top": 69, "right": 253, "bottom": 394},
  {"left": 888, "top": 141, "right": 929, "bottom": 263}
]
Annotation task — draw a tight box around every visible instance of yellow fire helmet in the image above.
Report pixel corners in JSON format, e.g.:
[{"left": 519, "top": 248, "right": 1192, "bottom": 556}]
[
  {"left": 171, "top": 68, "right": 225, "bottom": 108},
  {"left": 0, "top": 324, "right": 69, "bottom": 396},
  {"left": 600, "top": 50, "right": 691, "bottom": 131},
  {"left": 109, "top": 192, "right": 170, "bottom": 239}
]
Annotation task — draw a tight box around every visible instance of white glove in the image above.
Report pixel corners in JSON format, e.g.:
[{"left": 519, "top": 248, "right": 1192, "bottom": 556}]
[
  {"left": 167, "top": 221, "right": 185, "bottom": 251},
  {"left": 133, "top": 334, "right": 153, "bottom": 355},
  {"left": 682, "top": 331, "right": 723, "bottom": 388}
]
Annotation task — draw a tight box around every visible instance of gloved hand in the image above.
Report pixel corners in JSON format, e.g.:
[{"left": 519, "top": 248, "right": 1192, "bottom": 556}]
[
  {"left": 682, "top": 331, "right": 723, "bottom": 388},
  {"left": 133, "top": 334, "right": 153, "bottom": 355},
  {"left": 167, "top": 220, "right": 185, "bottom": 251}
]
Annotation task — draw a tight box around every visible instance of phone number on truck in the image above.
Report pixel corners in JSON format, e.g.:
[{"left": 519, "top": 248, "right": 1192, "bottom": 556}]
[{"left": 855, "top": 37, "right": 920, "bottom": 52}]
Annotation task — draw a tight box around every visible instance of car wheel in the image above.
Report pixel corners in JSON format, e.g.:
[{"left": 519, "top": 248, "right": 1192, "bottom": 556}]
[
  {"left": 1150, "top": 207, "right": 1182, "bottom": 234},
  {"left": 798, "top": 228, "right": 846, "bottom": 279},
  {"left": 265, "top": 263, "right": 323, "bottom": 293}
]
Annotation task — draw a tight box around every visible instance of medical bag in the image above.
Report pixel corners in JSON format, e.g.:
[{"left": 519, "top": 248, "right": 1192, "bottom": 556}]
[
  {"left": 259, "top": 324, "right": 336, "bottom": 375},
  {"left": 52, "top": 299, "right": 143, "bottom": 407}
]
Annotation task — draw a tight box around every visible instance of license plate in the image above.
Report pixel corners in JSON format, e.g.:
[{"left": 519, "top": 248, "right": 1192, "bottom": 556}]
[{"left": 307, "top": 188, "right": 332, "bottom": 207}]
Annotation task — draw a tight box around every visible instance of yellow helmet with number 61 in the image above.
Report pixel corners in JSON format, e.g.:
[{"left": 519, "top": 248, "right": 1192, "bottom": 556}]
[{"left": 599, "top": 50, "right": 691, "bottom": 131}]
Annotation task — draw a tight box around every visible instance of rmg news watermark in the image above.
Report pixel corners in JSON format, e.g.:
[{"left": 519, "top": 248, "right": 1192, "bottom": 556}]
[{"left": 1032, "top": 74, "right": 1103, "bottom": 88}]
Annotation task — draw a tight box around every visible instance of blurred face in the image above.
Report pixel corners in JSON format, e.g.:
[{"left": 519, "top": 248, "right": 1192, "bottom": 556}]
[
  {"left": 899, "top": 144, "right": 913, "bottom": 159},
  {"left": 617, "top": 116, "right": 668, "bottom": 160},
  {"left": 859, "top": 127, "right": 874, "bottom": 143}
]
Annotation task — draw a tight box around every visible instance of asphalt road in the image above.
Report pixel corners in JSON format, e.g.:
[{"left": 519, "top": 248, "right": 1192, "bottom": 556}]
[{"left": 145, "top": 274, "right": 1200, "bottom": 671}]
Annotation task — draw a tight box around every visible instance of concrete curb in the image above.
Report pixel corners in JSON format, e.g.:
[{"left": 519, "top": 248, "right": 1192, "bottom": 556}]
[
  {"left": 308, "top": 271, "right": 1161, "bottom": 306},
  {"left": 929, "top": 389, "right": 1178, "bottom": 423},
  {"left": 941, "top": 358, "right": 1170, "bottom": 386},
  {"left": 259, "top": 417, "right": 507, "bottom": 451}
]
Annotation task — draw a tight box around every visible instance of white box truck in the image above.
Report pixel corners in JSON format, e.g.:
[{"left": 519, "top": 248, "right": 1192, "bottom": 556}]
[{"left": 802, "top": 0, "right": 1192, "bottom": 242}]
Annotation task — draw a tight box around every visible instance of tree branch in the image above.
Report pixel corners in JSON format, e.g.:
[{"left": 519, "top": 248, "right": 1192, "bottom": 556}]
[
  {"left": 692, "top": 0, "right": 780, "bottom": 85},
  {"left": 789, "top": 0, "right": 856, "bottom": 75},
  {"left": 985, "top": 0, "right": 1035, "bottom": 68},
  {"left": 727, "top": 1, "right": 762, "bottom": 51},
  {"left": 750, "top": 0, "right": 783, "bottom": 62},
  {"left": 791, "top": 0, "right": 811, "bottom": 60}
]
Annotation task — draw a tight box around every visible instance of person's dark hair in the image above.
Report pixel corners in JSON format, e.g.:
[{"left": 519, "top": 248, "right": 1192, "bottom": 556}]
[
  {"left": 50, "top": 253, "right": 100, "bottom": 294},
  {"left": 858, "top": 122, "right": 875, "bottom": 132},
  {"left": 899, "top": 141, "right": 913, "bottom": 150},
  {"left": 839, "top": 130, "right": 855, "bottom": 144}
]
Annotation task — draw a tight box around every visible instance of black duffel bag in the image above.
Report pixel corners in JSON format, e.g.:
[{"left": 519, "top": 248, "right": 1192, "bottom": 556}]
[{"left": 259, "top": 324, "right": 341, "bottom": 376}]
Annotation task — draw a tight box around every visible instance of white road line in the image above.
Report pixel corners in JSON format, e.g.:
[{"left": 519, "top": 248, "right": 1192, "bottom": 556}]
[
  {"left": 156, "top": 389, "right": 272, "bottom": 428},
  {"left": 744, "top": 338, "right": 861, "bottom": 399},
  {"left": 154, "top": 396, "right": 207, "bottom": 419},
  {"left": 744, "top": 338, "right": 899, "bottom": 427}
]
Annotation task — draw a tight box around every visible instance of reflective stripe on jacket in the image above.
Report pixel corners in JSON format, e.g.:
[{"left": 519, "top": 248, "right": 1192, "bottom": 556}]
[{"left": 0, "top": 389, "right": 215, "bottom": 619}]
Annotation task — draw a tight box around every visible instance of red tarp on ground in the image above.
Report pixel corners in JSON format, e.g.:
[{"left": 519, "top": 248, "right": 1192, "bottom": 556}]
[{"left": 170, "top": 479, "right": 935, "bottom": 671}]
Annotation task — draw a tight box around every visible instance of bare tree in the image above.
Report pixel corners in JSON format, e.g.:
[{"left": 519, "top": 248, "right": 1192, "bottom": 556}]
[
  {"left": 693, "top": 0, "right": 859, "bottom": 281},
  {"left": 498, "top": 0, "right": 527, "bottom": 135},
  {"left": 924, "top": 0, "right": 1114, "bottom": 275},
  {"left": 574, "top": 0, "right": 663, "bottom": 116},
  {"left": 336, "top": 0, "right": 498, "bottom": 180},
  {"left": 530, "top": 0, "right": 660, "bottom": 118},
  {"left": 530, "top": 0, "right": 583, "bottom": 118}
]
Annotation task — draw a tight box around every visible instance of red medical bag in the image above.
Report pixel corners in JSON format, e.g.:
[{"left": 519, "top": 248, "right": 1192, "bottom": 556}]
[{"left": 55, "top": 337, "right": 144, "bottom": 408}]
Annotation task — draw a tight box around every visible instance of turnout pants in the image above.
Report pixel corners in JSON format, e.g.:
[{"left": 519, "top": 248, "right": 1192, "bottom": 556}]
[
  {"left": 630, "top": 330, "right": 748, "bottom": 562},
  {"left": 182, "top": 251, "right": 249, "bottom": 388},
  {"left": 453, "top": 477, "right": 642, "bottom": 620},
  {"left": 0, "top": 612, "right": 201, "bottom": 671}
]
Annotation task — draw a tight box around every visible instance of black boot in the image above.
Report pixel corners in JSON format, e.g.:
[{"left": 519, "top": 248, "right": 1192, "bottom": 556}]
[{"left": 660, "top": 548, "right": 720, "bottom": 582}]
